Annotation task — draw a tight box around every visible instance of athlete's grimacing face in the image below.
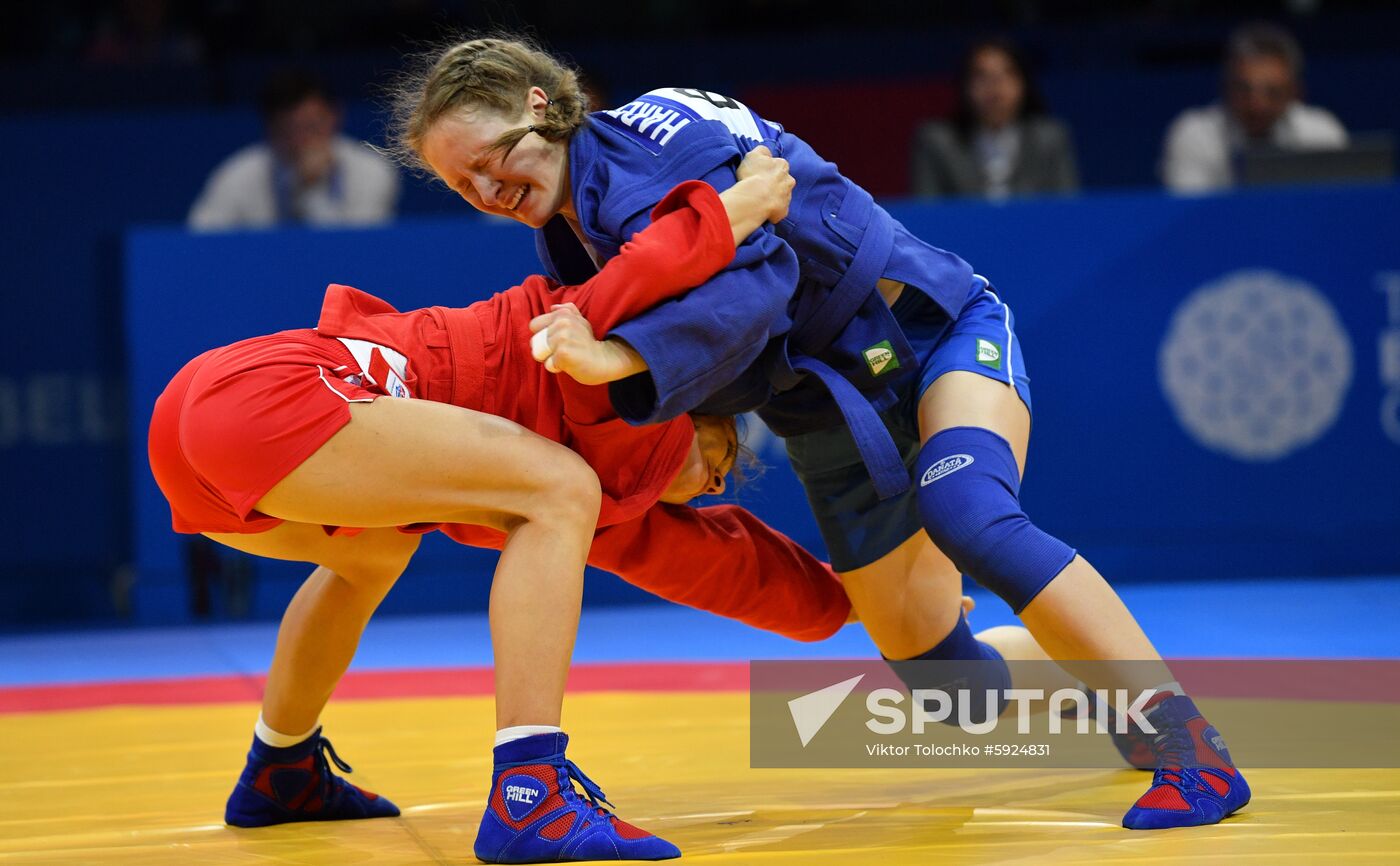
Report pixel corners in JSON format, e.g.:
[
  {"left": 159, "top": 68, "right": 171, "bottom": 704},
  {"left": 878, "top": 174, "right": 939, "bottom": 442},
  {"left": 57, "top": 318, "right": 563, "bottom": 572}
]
[
  {"left": 420, "top": 88, "right": 572, "bottom": 228},
  {"left": 660, "top": 416, "right": 739, "bottom": 504}
]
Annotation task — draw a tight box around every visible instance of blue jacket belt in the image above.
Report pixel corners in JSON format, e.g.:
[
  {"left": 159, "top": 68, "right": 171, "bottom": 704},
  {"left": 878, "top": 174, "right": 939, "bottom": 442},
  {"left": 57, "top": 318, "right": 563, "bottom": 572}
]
[{"left": 769, "top": 184, "right": 913, "bottom": 500}]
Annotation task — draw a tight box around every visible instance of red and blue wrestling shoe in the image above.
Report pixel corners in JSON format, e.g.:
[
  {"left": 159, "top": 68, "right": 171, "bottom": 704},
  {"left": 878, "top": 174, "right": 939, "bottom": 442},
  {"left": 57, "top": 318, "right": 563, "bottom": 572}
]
[
  {"left": 1122, "top": 695, "right": 1251, "bottom": 829},
  {"left": 474, "top": 732, "right": 680, "bottom": 863},
  {"left": 224, "top": 729, "right": 400, "bottom": 827}
]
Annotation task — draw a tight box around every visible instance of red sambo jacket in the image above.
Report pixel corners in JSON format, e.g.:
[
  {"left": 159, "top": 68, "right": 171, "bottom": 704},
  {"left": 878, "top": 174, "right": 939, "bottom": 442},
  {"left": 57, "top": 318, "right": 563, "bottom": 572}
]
[{"left": 314, "top": 181, "right": 849, "bottom": 641}]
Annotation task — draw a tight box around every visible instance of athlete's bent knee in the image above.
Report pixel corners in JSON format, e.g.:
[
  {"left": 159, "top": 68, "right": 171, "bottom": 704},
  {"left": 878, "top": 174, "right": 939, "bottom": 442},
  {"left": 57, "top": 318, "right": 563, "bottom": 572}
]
[
  {"left": 336, "top": 530, "right": 421, "bottom": 589},
  {"left": 915, "top": 426, "right": 1075, "bottom": 613},
  {"left": 517, "top": 450, "right": 602, "bottom": 532}
]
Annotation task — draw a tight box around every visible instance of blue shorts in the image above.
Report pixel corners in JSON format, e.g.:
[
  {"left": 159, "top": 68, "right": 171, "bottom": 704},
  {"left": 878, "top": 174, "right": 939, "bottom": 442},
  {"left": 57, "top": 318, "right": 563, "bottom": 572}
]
[{"left": 783, "top": 277, "right": 1032, "bottom": 572}]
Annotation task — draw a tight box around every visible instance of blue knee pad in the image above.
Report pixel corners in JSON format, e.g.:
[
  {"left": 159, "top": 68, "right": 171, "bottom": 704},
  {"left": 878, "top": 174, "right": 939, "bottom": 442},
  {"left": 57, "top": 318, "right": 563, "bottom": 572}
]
[
  {"left": 915, "top": 426, "right": 1076, "bottom": 613},
  {"left": 886, "top": 614, "right": 1011, "bottom": 726}
]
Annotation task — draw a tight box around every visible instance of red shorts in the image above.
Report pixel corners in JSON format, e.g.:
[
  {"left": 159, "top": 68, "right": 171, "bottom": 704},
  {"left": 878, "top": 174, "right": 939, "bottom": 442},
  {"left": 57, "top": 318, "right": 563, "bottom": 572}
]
[{"left": 148, "top": 330, "right": 384, "bottom": 534}]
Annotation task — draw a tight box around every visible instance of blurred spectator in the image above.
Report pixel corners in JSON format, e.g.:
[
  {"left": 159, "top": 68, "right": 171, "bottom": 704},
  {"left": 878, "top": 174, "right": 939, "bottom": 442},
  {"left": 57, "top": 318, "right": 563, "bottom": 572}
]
[
  {"left": 911, "top": 37, "right": 1079, "bottom": 200},
  {"left": 85, "top": 0, "right": 203, "bottom": 67},
  {"left": 189, "top": 69, "right": 399, "bottom": 230},
  {"left": 1160, "top": 22, "right": 1348, "bottom": 193}
]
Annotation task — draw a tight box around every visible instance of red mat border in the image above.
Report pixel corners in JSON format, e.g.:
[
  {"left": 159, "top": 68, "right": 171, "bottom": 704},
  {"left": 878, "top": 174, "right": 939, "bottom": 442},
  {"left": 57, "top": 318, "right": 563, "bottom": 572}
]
[
  {"left": 0, "top": 662, "right": 748, "bottom": 714},
  {"left": 3, "top": 659, "right": 1396, "bottom": 714}
]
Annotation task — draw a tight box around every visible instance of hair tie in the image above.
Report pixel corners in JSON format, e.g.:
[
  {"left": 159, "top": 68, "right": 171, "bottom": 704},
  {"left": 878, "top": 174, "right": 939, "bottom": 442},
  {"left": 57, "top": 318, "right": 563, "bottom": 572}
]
[{"left": 527, "top": 125, "right": 537, "bottom": 133}]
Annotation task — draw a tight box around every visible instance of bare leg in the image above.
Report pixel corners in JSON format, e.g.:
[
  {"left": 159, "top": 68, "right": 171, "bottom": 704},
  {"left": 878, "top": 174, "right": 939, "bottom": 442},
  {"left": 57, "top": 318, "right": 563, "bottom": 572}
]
[
  {"left": 207, "top": 524, "right": 420, "bottom": 735},
  {"left": 840, "top": 531, "right": 964, "bottom": 660},
  {"left": 488, "top": 516, "right": 586, "bottom": 727},
  {"left": 1020, "top": 558, "right": 1163, "bottom": 658},
  {"left": 224, "top": 398, "right": 601, "bottom": 730}
]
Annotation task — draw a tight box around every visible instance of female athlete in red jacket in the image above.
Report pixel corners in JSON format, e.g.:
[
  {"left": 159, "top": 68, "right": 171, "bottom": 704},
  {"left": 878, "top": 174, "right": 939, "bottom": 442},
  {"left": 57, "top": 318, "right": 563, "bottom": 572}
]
[{"left": 148, "top": 149, "right": 846, "bottom": 861}]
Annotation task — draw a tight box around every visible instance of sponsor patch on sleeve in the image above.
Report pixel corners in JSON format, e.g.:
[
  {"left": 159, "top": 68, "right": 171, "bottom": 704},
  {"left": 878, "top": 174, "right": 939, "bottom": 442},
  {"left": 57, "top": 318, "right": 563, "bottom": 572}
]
[{"left": 976, "top": 338, "right": 1003, "bottom": 371}]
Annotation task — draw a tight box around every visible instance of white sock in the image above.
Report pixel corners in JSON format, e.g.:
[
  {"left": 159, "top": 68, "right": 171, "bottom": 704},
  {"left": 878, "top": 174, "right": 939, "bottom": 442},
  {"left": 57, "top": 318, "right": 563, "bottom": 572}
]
[
  {"left": 255, "top": 714, "right": 320, "bottom": 748},
  {"left": 495, "top": 725, "right": 563, "bottom": 748}
]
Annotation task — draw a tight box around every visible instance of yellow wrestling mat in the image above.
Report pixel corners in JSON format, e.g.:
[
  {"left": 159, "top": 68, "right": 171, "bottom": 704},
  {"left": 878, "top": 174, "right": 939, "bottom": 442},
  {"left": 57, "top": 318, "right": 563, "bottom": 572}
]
[{"left": 2, "top": 693, "right": 1398, "bottom": 864}]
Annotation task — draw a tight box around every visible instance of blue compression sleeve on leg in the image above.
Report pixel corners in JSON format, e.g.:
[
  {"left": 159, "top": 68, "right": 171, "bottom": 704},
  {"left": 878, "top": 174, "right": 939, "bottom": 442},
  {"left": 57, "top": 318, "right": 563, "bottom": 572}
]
[
  {"left": 886, "top": 614, "right": 1012, "bottom": 726},
  {"left": 914, "top": 426, "right": 1076, "bottom": 613}
]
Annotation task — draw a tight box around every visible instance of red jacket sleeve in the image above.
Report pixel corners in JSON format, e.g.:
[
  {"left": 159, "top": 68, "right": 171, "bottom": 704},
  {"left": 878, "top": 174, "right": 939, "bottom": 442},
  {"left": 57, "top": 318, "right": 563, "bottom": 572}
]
[
  {"left": 551, "top": 180, "right": 735, "bottom": 334},
  {"left": 547, "top": 180, "right": 734, "bottom": 425},
  {"left": 586, "top": 503, "right": 851, "bottom": 642}
]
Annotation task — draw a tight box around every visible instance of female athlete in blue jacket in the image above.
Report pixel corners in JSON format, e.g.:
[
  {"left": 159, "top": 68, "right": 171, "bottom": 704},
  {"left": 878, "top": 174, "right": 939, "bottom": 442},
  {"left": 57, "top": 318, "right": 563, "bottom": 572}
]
[{"left": 387, "top": 35, "right": 1249, "bottom": 832}]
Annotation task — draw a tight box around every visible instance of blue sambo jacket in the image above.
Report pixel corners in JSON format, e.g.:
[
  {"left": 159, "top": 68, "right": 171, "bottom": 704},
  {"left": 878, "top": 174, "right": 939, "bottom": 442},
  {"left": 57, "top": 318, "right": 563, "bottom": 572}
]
[{"left": 536, "top": 88, "right": 976, "bottom": 499}]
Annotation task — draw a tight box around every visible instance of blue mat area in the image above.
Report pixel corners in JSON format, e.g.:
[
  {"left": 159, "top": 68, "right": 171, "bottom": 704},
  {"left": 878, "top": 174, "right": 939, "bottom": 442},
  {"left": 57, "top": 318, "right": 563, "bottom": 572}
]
[{"left": 2, "top": 576, "right": 1397, "bottom": 687}]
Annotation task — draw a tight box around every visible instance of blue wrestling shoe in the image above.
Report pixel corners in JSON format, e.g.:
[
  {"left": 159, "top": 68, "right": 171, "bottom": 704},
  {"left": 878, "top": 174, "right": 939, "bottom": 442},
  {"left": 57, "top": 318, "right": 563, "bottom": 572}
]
[
  {"left": 1122, "top": 695, "right": 1251, "bottom": 830},
  {"left": 224, "top": 729, "right": 400, "bottom": 827},
  {"left": 474, "top": 732, "right": 680, "bottom": 863}
]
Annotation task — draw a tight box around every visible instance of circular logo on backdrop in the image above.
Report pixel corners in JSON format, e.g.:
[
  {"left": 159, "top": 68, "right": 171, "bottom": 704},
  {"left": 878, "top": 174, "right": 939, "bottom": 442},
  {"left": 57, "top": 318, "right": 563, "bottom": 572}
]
[{"left": 1158, "top": 269, "right": 1353, "bottom": 461}]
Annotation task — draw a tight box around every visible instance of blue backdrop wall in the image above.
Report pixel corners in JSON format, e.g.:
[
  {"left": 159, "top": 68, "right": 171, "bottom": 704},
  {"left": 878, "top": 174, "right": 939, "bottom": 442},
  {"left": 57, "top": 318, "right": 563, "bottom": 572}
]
[
  {"left": 121, "top": 185, "right": 1400, "bottom": 625},
  {"left": 0, "top": 105, "right": 460, "bottom": 626}
]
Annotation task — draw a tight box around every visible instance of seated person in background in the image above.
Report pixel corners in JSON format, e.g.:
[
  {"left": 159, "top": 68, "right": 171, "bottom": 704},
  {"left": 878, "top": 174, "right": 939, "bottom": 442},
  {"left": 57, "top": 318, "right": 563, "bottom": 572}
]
[
  {"left": 1161, "top": 21, "right": 1347, "bottom": 193},
  {"left": 189, "top": 69, "right": 400, "bottom": 229},
  {"left": 911, "top": 37, "right": 1079, "bottom": 200}
]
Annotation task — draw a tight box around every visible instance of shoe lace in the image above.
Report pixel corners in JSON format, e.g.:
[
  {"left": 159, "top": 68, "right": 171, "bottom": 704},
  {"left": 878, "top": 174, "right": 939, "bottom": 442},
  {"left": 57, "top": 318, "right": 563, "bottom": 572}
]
[
  {"left": 1153, "top": 722, "right": 1193, "bottom": 767},
  {"left": 495, "top": 756, "right": 616, "bottom": 815},
  {"left": 316, "top": 736, "right": 355, "bottom": 774},
  {"left": 1148, "top": 723, "right": 1198, "bottom": 791},
  {"left": 560, "top": 759, "right": 614, "bottom": 813},
  {"left": 310, "top": 736, "right": 355, "bottom": 805}
]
